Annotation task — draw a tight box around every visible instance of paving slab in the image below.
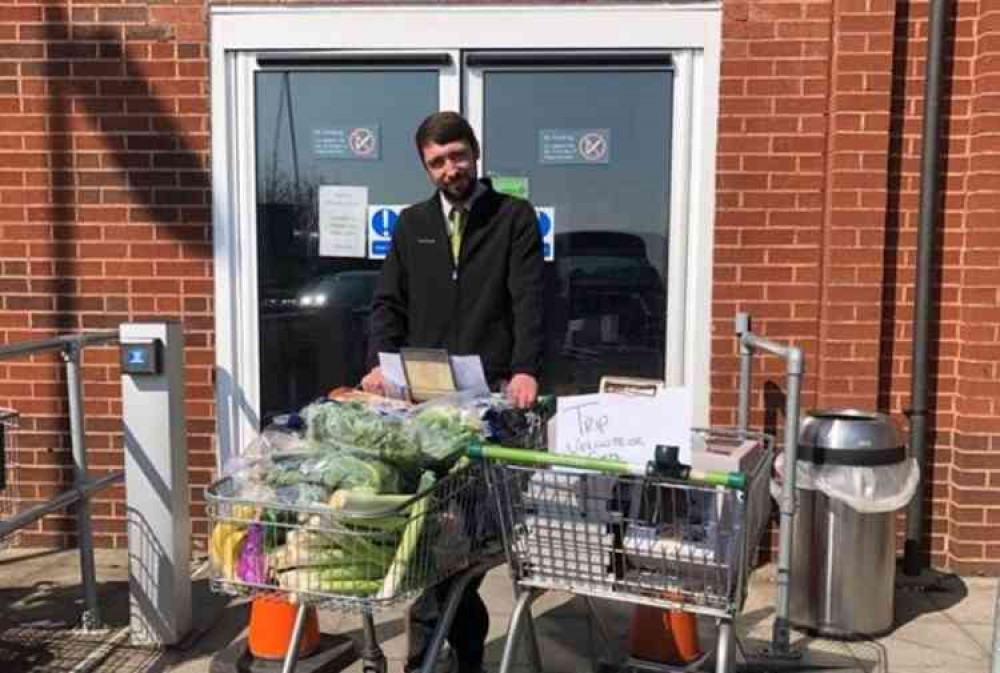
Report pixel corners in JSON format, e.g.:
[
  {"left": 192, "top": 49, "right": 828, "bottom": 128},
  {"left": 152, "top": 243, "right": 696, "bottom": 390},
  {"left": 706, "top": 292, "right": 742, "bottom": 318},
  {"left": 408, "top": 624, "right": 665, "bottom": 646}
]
[{"left": 0, "top": 548, "right": 996, "bottom": 673}]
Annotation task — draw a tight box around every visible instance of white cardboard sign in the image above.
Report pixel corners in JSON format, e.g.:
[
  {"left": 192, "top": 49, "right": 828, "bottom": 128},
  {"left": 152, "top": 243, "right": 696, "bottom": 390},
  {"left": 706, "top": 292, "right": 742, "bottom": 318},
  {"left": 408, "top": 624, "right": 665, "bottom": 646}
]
[{"left": 554, "top": 387, "right": 693, "bottom": 469}]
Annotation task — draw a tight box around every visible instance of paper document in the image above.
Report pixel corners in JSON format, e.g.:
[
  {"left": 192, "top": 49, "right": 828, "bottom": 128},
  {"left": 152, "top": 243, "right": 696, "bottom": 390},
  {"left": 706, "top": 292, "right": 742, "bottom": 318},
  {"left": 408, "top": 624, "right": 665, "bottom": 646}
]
[
  {"left": 378, "top": 353, "right": 408, "bottom": 400},
  {"left": 318, "top": 185, "right": 367, "bottom": 258},
  {"left": 450, "top": 355, "right": 490, "bottom": 395}
]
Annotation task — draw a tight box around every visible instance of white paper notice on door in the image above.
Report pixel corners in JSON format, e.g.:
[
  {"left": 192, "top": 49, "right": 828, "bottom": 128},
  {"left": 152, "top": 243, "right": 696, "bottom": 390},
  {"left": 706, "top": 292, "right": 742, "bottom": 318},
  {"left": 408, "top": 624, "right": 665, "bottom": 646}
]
[{"left": 318, "top": 185, "right": 368, "bottom": 258}]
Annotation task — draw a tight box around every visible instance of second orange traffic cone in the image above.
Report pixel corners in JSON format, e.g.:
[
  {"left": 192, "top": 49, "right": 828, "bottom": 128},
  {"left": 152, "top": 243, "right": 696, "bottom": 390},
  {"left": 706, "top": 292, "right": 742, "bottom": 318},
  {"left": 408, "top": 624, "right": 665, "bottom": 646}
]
[{"left": 628, "top": 603, "right": 702, "bottom": 665}]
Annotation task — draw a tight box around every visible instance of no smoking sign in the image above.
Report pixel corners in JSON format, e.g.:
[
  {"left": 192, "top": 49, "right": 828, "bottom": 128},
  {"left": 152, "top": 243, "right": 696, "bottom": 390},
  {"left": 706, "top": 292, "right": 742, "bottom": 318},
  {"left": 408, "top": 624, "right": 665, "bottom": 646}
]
[
  {"left": 578, "top": 132, "right": 609, "bottom": 162},
  {"left": 349, "top": 127, "right": 379, "bottom": 159}
]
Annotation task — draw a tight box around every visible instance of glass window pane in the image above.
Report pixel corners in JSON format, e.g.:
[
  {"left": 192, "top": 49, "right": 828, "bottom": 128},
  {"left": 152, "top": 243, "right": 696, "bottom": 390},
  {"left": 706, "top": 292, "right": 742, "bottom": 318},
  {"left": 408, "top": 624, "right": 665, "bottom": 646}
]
[
  {"left": 482, "top": 69, "right": 673, "bottom": 394},
  {"left": 255, "top": 69, "right": 438, "bottom": 420}
]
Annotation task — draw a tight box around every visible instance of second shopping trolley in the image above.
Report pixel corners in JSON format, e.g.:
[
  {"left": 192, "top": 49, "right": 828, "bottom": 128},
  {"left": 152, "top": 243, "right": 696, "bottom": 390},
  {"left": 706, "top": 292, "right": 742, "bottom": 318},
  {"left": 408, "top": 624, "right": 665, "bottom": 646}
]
[{"left": 487, "top": 428, "right": 774, "bottom": 673}]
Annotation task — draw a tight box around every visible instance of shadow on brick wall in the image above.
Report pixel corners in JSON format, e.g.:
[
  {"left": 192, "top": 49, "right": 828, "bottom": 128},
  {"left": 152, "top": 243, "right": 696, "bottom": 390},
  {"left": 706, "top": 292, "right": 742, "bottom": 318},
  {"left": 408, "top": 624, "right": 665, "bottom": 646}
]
[
  {"left": 33, "top": 8, "right": 211, "bottom": 537},
  {"left": 43, "top": 5, "right": 210, "bottom": 333},
  {"left": 879, "top": 0, "right": 957, "bottom": 568}
]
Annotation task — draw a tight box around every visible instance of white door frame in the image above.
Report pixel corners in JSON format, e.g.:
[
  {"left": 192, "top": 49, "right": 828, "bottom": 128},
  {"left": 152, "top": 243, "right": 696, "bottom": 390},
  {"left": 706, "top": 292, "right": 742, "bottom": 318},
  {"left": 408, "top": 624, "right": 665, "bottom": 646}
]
[{"left": 210, "top": 4, "right": 722, "bottom": 467}]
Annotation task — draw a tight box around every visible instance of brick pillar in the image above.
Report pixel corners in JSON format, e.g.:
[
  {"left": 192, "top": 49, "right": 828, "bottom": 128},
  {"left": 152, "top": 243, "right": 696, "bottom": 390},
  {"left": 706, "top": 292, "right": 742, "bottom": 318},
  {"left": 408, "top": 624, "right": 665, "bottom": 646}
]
[
  {"left": 949, "top": 0, "right": 1000, "bottom": 573},
  {"left": 712, "top": 0, "right": 833, "bottom": 427},
  {"left": 815, "top": 0, "right": 898, "bottom": 409}
]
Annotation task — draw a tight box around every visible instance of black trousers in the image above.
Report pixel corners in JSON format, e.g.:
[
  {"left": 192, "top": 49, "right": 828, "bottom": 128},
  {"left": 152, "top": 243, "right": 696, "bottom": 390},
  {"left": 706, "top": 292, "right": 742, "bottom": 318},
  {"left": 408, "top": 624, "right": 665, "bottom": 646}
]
[{"left": 405, "top": 572, "right": 488, "bottom": 673}]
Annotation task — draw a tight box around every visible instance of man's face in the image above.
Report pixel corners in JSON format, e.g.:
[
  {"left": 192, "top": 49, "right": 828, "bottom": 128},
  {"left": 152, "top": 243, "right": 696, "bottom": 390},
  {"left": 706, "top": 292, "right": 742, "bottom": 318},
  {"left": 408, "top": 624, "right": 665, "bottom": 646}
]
[{"left": 421, "top": 139, "right": 479, "bottom": 202}]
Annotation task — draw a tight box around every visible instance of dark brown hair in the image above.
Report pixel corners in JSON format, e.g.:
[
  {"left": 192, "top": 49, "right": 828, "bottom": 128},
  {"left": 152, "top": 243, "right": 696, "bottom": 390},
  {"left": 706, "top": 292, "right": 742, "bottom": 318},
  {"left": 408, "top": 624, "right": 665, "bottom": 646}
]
[{"left": 414, "top": 111, "right": 480, "bottom": 163}]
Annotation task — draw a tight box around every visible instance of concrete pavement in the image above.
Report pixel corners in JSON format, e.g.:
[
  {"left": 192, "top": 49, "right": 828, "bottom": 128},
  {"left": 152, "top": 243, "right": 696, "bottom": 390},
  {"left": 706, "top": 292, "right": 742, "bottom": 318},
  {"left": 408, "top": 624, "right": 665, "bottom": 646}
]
[{"left": 0, "top": 548, "right": 995, "bottom": 673}]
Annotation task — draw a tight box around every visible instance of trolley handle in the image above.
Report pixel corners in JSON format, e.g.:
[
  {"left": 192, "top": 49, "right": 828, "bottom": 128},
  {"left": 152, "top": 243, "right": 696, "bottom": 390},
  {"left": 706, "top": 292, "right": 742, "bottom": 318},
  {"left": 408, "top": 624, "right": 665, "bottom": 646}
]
[{"left": 468, "top": 443, "right": 747, "bottom": 490}]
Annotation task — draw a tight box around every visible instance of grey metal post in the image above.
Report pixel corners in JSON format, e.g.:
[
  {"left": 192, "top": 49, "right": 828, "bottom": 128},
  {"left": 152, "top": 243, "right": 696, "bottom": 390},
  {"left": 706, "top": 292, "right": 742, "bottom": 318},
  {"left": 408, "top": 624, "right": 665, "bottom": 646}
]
[
  {"left": 736, "top": 322, "right": 804, "bottom": 657},
  {"left": 771, "top": 346, "right": 803, "bottom": 654},
  {"left": 63, "top": 342, "right": 103, "bottom": 631},
  {"left": 736, "top": 312, "right": 753, "bottom": 432},
  {"left": 281, "top": 604, "right": 309, "bottom": 673},
  {"left": 121, "top": 321, "right": 192, "bottom": 646}
]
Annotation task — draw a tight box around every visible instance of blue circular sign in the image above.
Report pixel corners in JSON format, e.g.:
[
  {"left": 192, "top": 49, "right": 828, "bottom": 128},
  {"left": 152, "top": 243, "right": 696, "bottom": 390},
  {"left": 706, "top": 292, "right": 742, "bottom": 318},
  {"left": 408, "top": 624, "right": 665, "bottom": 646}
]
[
  {"left": 372, "top": 208, "right": 398, "bottom": 237},
  {"left": 536, "top": 210, "right": 552, "bottom": 236}
]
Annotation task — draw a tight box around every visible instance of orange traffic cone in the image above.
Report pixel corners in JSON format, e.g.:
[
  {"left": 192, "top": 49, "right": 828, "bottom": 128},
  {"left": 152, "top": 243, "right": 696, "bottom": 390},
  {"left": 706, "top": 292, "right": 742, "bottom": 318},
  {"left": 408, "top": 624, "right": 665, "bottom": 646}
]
[
  {"left": 247, "top": 596, "right": 321, "bottom": 660},
  {"left": 629, "top": 603, "right": 702, "bottom": 665}
]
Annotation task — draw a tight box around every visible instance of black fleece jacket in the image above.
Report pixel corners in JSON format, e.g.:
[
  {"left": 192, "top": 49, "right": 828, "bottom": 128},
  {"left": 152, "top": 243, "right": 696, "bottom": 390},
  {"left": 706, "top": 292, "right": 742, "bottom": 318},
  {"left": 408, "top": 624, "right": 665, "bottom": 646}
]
[{"left": 369, "top": 180, "right": 544, "bottom": 385}]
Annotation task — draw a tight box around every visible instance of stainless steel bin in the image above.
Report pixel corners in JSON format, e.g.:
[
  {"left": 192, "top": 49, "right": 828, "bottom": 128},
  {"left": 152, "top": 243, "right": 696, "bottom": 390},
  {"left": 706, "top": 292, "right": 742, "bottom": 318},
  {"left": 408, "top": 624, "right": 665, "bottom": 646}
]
[{"left": 789, "top": 409, "right": 906, "bottom": 636}]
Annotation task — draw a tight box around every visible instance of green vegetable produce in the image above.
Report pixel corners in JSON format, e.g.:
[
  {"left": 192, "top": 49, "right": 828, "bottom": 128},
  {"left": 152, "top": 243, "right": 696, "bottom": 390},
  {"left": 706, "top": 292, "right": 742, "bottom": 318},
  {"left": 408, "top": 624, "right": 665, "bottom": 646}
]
[
  {"left": 312, "top": 454, "right": 403, "bottom": 493},
  {"left": 279, "top": 570, "right": 382, "bottom": 596},
  {"left": 328, "top": 490, "right": 412, "bottom": 516},
  {"left": 377, "top": 471, "right": 435, "bottom": 599},
  {"left": 304, "top": 402, "right": 421, "bottom": 472},
  {"left": 406, "top": 406, "right": 482, "bottom": 472},
  {"left": 270, "top": 540, "right": 395, "bottom": 573}
]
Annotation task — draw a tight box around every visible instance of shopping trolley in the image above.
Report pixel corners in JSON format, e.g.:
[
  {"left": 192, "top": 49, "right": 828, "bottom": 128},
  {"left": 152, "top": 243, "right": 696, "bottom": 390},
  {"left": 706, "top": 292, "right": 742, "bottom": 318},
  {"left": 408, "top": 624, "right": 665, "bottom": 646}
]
[
  {"left": 206, "top": 458, "right": 502, "bottom": 673},
  {"left": 485, "top": 428, "right": 774, "bottom": 673}
]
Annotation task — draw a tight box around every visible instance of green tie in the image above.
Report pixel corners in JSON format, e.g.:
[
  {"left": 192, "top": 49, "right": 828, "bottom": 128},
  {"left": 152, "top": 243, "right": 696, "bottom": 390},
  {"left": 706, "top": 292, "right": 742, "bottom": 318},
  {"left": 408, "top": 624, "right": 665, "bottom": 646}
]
[{"left": 448, "top": 207, "right": 465, "bottom": 264}]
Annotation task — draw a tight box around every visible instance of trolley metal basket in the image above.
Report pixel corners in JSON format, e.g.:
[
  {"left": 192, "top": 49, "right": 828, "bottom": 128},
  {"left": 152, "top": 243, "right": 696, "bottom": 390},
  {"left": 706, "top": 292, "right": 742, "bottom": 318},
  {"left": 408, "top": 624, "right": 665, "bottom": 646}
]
[
  {"left": 487, "top": 428, "right": 774, "bottom": 673},
  {"left": 206, "top": 458, "right": 501, "bottom": 673}
]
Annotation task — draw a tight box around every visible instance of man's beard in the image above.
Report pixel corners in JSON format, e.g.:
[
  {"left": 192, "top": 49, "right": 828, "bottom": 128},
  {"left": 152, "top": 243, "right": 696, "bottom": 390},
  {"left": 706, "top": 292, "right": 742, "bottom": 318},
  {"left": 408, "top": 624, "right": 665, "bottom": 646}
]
[{"left": 442, "top": 174, "right": 477, "bottom": 202}]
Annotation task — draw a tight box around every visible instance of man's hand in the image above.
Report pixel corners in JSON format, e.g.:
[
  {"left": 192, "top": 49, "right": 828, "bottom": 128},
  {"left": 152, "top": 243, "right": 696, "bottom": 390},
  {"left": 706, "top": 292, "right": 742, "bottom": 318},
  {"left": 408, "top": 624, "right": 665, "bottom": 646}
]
[
  {"left": 507, "top": 373, "right": 538, "bottom": 409},
  {"left": 361, "top": 367, "right": 385, "bottom": 395}
]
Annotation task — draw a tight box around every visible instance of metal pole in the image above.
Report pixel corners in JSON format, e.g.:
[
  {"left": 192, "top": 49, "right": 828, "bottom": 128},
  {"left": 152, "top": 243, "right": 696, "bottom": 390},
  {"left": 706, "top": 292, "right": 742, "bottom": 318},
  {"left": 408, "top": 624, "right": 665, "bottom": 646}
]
[
  {"left": 770, "top": 346, "right": 804, "bottom": 654},
  {"left": 280, "top": 603, "right": 309, "bottom": 673},
  {"left": 63, "top": 343, "right": 102, "bottom": 631},
  {"left": 905, "top": 0, "right": 950, "bottom": 578},
  {"left": 360, "top": 607, "right": 386, "bottom": 673},
  {"left": 736, "top": 312, "right": 753, "bottom": 432}
]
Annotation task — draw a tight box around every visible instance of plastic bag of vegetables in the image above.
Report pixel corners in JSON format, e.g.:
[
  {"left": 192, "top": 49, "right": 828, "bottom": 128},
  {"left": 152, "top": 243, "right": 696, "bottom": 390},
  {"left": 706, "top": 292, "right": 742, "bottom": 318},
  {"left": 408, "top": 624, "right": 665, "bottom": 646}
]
[
  {"left": 263, "top": 451, "right": 402, "bottom": 496},
  {"left": 303, "top": 402, "right": 423, "bottom": 473},
  {"left": 405, "top": 404, "right": 484, "bottom": 473}
]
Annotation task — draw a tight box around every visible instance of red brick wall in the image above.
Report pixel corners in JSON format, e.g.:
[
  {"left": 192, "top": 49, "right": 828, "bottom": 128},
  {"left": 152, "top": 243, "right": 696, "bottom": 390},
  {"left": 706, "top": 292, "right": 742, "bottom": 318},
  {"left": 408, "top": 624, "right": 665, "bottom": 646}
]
[
  {"left": 1, "top": 0, "right": 997, "bottom": 571},
  {"left": 713, "top": 0, "right": 1000, "bottom": 572},
  {"left": 0, "top": 0, "right": 214, "bottom": 550}
]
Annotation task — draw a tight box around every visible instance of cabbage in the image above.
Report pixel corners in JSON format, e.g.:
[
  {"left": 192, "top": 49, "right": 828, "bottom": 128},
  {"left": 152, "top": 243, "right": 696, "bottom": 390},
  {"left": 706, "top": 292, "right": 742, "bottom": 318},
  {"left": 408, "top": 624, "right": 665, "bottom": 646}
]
[{"left": 304, "top": 402, "right": 422, "bottom": 472}]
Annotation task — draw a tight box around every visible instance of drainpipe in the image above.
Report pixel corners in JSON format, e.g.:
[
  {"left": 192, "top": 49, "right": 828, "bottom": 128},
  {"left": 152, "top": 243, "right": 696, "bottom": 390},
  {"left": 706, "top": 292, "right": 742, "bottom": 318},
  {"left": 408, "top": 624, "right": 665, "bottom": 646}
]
[{"left": 904, "top": 0, "right": 950, "bottom": 576}]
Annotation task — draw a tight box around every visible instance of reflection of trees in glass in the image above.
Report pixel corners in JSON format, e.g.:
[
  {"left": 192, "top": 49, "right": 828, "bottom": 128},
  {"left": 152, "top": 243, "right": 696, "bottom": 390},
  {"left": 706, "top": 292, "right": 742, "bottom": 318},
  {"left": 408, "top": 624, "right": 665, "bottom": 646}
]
[{"left": 258, "top": 173, "right": 321, "bottom": 302}]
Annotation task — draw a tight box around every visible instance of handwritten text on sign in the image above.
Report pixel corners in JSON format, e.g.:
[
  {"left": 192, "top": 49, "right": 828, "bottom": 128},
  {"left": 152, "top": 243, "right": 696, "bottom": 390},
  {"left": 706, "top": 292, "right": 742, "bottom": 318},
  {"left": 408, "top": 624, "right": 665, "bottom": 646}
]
[{"left": 554, "top": 389, "right": 693, "bottom": 469}]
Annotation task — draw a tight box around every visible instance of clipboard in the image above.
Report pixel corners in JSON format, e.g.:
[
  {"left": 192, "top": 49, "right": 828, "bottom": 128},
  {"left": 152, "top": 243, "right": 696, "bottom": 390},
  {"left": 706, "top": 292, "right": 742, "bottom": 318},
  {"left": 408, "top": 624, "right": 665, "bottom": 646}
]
[
  {"left": 598, "top": 376, "right": 664, "bottom": 396},
  {"left": 399, "top": 348, "right": 457, "bottom": 403}
]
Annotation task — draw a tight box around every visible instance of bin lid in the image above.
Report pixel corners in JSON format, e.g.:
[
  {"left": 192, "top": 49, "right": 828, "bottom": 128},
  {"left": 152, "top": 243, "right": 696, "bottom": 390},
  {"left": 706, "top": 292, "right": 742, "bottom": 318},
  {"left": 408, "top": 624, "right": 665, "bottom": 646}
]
[{"left": 797, "top": 408, "right": 905, "bottom": 466}]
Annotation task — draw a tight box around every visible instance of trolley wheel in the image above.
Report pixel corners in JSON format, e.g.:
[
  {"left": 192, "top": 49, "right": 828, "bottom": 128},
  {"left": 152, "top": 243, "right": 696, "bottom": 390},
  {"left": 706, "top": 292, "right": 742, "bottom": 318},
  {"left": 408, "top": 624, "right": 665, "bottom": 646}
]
[{"left": 362, "top": 652, "right": 387, "bottom": 673}]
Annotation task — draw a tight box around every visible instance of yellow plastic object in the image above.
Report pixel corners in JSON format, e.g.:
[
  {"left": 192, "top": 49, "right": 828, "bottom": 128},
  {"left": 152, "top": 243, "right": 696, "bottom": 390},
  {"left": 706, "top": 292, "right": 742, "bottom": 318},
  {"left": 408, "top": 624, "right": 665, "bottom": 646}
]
[{"left": 211, "top": 523, "right": 247, "bottom": 579}]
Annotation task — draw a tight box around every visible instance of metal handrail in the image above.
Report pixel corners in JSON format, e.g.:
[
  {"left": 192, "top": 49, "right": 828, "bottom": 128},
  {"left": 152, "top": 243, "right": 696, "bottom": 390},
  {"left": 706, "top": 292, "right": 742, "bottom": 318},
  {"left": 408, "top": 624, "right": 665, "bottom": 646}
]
[
  {"left": 0, "top": 470, "right": 124, "bottom": 539},
  {"left": 0, "top": 330, "right": 122, "bottom": 630},
  {"left": 0, "top": 331, "right": 117, "bottom": 360}
]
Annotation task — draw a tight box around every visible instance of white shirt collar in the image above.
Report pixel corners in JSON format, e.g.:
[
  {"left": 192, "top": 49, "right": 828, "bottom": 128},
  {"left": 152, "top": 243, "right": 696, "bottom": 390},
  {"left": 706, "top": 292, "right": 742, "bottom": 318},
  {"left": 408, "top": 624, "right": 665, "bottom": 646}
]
[{"left": 440, "top": 180, "right": 486, "bottom": 225}]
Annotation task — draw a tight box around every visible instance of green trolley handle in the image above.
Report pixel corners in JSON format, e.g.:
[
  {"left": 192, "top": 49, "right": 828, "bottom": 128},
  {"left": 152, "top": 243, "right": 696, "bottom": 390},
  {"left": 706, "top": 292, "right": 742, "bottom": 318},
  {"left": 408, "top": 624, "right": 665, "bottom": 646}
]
[{"left": 468, "top": 442, "right": 746, "bottom": 490}]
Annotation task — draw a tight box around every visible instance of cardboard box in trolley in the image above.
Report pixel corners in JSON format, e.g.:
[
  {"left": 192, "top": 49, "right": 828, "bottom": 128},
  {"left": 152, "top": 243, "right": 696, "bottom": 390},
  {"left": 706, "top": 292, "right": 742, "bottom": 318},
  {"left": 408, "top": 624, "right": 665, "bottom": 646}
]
[{"left": 690, "top": 437, "right": 763, "bottom": 474}]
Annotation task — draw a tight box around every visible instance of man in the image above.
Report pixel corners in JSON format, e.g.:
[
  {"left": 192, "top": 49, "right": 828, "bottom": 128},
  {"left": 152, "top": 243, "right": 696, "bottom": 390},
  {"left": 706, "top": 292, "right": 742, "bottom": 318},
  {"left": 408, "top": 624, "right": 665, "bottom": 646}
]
[
  {"left": 361, "top": 111, "right": 544, "bottom": 673},
  {"left": 362, "top": 111, "right": 544, "bottom": 407}
]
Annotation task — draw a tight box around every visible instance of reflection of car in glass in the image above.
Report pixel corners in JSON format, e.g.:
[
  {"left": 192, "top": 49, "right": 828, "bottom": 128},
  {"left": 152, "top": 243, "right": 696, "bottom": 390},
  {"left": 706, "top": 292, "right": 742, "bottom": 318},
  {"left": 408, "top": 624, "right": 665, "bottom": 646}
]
[
  {"left": 259, "top": 270, "right": 380, "bottom": 422},
  {"left": 553, "top": 231, "right": 665, "bottom": 348},
  {"left": 297, "top": 270, "right": 379, "bottom": 311},
  {"left": 543, "top": 231, "right": 667, "bottom": 392}
]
